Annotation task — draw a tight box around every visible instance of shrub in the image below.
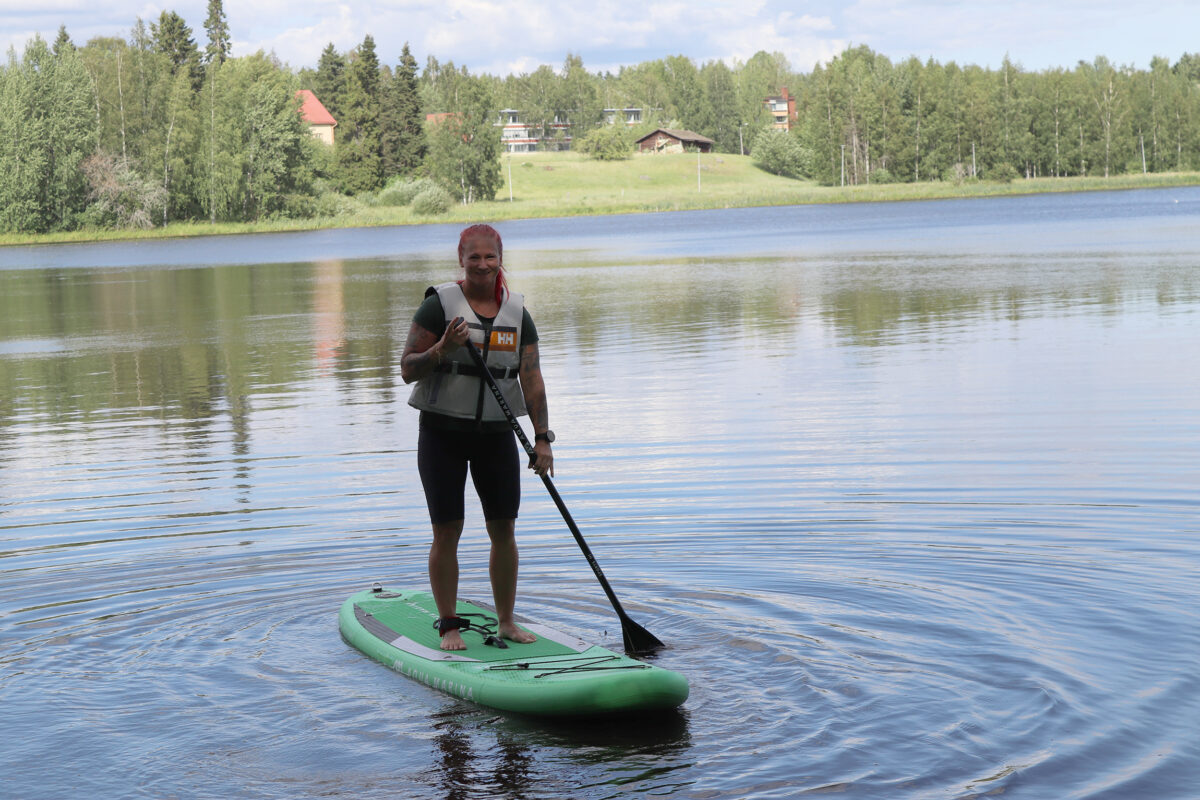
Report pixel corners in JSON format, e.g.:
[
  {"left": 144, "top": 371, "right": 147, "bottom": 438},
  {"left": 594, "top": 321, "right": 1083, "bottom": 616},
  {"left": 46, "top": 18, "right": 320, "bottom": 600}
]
[
  {"left": 411, "top": 184, "right": 454, "bottom": 215},
  {"left": 80, "top": 152, "right": 166, "bottom": 229},
  {"left": 986, "top": 162, "right": 1021, "bottom": 183},
  {"left": 751, "top": 129, "right": 811, "bottom": 179},
  {"left": 279, "top": 193, "right": 318, "bottom": 219},
  {"left": 575, "top": 125, "right": 633, "bottom": 161},
  {"left": 377, "top": 176, "right": 441, "bottom": 207},
  {"left": 871, "top": 167, "right": 897, "bottom": 184},
  {"left": 312, "top": 190, "right": 364, "bottom": 218},
  {"left": 942, "top": 163, "right": 972, "bottom": 183}
]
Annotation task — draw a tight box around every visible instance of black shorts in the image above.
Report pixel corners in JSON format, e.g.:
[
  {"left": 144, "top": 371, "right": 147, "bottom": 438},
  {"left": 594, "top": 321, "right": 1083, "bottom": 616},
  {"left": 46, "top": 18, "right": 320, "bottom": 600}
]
[{"left": 417, "top": 425, "right": 521, "bottom": 524}]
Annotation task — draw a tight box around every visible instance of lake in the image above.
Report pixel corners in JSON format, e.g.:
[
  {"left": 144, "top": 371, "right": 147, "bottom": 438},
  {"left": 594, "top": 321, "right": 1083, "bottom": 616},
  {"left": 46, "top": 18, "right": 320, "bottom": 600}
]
[{"left": 2, "top": 188, "right": 1199, "bottom": 799}]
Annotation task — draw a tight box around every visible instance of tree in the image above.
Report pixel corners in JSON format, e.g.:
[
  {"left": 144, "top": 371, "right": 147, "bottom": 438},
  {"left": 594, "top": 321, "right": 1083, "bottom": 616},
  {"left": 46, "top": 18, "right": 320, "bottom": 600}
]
[
  {"left": 54, "top": 25, "right": 74, "bottom": 55},
  {"left": 560, "top": 53, "right": 603, "bottom": 132},
  {"left": 161, "top": 67, "right": 203, "bottom": 222},
  {"left": 241, "top": 81, "right": 308, "bottom": 218},
  {"left": 0, "top": 36, "right": 95, "bottom": 232},
  {"left": 204, "top": 0, "right": 231, "bottom": 65},
  {"left": 201, "top": 1, "right": 231, "bottom": 223},
  {"left": 426, "top": 74, "right": 502, "bottom": 203},
  {"left": 420, "top": 55, "right": 472, "bottom": 117},
  {"left": 127, "top": 19, "right": 162, "bottom": 162},
  {"left": 81, "top": 150, "right": 167, "bottom": 228},
  {"left": 314, "top": 43, "right": 346, "bottom": 123},
  {"left": 79, "top": 37, "right": 131, "bottom": 162},
  {"left": 663, "top": 54, "right": 704, "bottom": 130},
  {"left": 1030, "top": 67, "right": 1071, "bottom": 176},
  {"left": 379, "top": 43, "right": 425, "bottom": 176},
  {"left": 575, "top": 124, "right": 632, "bottom": 160},
  {"left": 613, "top": 60, "right": 672, "bottom": 129},
  {"left": 1167, "top": 58, "right": 1200, "bottom": 170},
  {"left": 1082, "top": 57, "right": 1131, "bottom": 177},
  {"left": 1173, "top": 53, "right": 1200, "bottom": 83},
  {"left": 699, "top": 59, "right": 740, "bottom": 153},
  {"left": 737, "top": 50, "right": 792, "bottom": 134},
  {"left": 152, "top": 10, "right": 202, "bottom": 90},
  {"left": 509, "top": 64, "right": 560, "bottom": 143},
  {"left": 337, "top": 35, "right": 383, "bottom": 193},
  {"left": 202, "top": 53, "right": 313, "bottom": 221},
  {"left": 752, "top": 129, "right": 810, "bottom": 178},
  {"left": 798, "top": 57, "right": 846, "bottom": 185}
]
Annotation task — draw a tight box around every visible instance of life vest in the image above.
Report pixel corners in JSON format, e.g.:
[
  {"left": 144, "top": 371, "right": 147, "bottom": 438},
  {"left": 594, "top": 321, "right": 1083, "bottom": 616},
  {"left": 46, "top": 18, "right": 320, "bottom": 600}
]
[{"left": 407, "top": 282, "right": 528, "bottom": 422}]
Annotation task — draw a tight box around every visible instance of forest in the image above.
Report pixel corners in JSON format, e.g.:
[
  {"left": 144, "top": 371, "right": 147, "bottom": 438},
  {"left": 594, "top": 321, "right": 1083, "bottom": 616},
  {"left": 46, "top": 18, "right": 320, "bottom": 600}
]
[{"left": 3, "top": 0, "right": 1200, "bottom": 234}]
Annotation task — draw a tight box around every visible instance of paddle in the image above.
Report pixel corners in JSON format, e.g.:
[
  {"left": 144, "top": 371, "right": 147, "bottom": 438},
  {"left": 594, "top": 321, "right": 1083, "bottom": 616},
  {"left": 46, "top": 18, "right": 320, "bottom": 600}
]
[{"left": 462, "top": 337, "right": 665, "bottom": 655}]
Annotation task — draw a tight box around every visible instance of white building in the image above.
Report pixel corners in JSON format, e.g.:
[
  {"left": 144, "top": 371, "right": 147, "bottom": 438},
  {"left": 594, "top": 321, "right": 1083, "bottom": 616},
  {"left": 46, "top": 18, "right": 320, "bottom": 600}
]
[{"left": 497, "top": 109, "right": 573, "bottom": 153}]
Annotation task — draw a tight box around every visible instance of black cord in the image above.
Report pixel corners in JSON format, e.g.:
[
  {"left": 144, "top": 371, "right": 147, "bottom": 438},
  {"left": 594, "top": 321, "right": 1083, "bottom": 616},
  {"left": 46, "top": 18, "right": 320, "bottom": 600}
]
[{"left": 434, "top": 612, "right": 508, "bottom": 648}]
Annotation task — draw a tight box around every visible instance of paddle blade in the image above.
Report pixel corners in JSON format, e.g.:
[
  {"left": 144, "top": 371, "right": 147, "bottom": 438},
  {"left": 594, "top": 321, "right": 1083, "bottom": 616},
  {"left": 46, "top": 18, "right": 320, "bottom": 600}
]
[{"left": 621, "top": 614, "right": 665, "bottom": 655}]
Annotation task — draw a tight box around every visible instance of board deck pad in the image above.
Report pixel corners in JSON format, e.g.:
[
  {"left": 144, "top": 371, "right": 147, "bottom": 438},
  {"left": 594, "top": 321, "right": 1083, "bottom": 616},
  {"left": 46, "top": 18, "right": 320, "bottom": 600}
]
[{"left": 339, "top": 587, "right": 688, "bottom": 716}]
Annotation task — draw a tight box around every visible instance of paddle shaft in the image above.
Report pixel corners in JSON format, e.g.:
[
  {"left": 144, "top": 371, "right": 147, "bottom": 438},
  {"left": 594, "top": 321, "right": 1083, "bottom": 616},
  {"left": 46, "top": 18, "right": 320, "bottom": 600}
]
[{"left": 462, "top": 337, "right": 663, "bottom": 654}]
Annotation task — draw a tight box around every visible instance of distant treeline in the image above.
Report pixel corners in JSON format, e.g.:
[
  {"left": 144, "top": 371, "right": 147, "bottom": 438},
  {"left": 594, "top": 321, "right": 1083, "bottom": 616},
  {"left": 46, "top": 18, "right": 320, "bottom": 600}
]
[{"left": 3, "top": 0, "right": 1200, "bottom": 234}]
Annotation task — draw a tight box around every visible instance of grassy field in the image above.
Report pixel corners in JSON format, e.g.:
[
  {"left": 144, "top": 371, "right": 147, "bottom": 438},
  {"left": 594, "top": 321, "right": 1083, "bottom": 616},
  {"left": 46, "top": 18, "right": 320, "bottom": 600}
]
[{"left": 5, "top": 151, "right": 1200, "bottom": 247}]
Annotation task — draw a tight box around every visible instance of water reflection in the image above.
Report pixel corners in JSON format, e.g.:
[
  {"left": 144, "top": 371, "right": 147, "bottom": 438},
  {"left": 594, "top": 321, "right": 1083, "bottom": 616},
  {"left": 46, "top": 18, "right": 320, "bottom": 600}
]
[
  {"left": 426, "top": 709, "right": 693, "bottom": 798},
  {"left": 2, "top": 244, "right": 1197, "bottom": 432}
]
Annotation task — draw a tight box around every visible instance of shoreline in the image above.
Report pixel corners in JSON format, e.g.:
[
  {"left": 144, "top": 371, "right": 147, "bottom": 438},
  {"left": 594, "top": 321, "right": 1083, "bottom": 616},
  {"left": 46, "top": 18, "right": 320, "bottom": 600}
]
[{"left": 4, "top": 155, "right": 1198, "bottom": 248}]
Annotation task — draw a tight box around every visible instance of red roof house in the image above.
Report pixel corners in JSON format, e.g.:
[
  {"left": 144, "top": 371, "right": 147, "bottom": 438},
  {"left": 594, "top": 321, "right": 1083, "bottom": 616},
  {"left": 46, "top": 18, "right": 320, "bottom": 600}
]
[{"left": 297, "top": 90, "right": 337, "bottom": 145}]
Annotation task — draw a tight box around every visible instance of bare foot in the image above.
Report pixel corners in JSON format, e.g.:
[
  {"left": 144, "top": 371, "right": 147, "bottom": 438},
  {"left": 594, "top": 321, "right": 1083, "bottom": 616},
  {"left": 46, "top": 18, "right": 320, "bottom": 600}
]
[
  {"left": 440, "top": 629, "right": 466, "bottom": 651},
  {"left": 499, "top": 622, "right": 537, "bottom": 644}
]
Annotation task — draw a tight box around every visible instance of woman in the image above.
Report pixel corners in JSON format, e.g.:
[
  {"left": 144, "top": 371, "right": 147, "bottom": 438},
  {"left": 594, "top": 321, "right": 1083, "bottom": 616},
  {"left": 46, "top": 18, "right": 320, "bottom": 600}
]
[{"left": 401, "top": 224, "right": 553, "bottom": 651}]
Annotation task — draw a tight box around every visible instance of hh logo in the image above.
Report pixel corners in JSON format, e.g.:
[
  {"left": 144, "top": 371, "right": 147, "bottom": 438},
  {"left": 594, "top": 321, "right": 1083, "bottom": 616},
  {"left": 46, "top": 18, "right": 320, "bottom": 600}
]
[{"left": 490, "top": 329, "right": 517, "bottom": 352}]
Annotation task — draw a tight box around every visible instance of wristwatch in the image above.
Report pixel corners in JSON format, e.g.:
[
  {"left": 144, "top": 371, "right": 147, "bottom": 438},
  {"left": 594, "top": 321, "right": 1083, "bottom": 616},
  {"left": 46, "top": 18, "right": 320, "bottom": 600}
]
[{"left": 535, "top": 430, "right": 555, "bottom": 443}]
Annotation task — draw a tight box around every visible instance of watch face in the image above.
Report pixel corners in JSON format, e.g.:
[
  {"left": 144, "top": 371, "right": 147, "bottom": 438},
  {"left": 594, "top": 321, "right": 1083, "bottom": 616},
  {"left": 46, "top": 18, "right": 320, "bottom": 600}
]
[{"left": 538, "top": 430, "right": 555, "bottom": 443}]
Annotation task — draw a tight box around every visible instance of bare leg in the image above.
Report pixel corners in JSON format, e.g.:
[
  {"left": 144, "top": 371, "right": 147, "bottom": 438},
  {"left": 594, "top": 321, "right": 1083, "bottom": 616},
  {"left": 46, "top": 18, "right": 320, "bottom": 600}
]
[
  {"left": 486, "top": 518, "right": 537, "bottom": 644},
  {"left": 430, "top": 520, "right": 466, "bottom": 651}
]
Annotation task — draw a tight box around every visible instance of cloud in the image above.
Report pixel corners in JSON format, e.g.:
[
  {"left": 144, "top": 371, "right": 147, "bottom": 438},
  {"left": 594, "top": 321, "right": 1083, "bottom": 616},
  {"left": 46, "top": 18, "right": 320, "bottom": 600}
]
[
  {"left": 712, "top": 10, "right": 845, "bottom": 71},
  {"left": 3, "top": 0, "right": 1197, "bottom": 76},
  {"left": 839, "top": 0, "right": 1199, "bottom": 70},
  {"left": 233, "top": 4, "right": 362, "bottom": 66}
]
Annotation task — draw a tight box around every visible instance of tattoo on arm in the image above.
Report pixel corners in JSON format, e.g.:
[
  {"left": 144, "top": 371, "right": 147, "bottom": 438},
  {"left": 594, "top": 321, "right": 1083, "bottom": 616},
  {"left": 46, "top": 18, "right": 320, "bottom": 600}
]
[
  {"left": 400, "top": 323, "right": 441, "bottom": 384},
  {"left": 520, "top": 343, "right": 541, "bottom": 376},
  {"left": 520, "top": 343, "right": 549, "bottom": 431}
]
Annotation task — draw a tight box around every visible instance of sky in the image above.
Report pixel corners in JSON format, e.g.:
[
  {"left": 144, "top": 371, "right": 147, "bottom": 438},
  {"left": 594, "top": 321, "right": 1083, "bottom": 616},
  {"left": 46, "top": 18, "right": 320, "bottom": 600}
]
[{"left": 3, "top": 0, "right": 1198, "bottom": 77}]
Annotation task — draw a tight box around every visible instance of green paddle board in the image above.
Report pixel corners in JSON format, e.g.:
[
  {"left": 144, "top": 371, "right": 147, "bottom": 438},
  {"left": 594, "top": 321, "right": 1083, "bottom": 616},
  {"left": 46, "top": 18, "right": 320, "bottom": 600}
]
[{"left": 339, "top": 586, "right": 688, "bottom": 716}]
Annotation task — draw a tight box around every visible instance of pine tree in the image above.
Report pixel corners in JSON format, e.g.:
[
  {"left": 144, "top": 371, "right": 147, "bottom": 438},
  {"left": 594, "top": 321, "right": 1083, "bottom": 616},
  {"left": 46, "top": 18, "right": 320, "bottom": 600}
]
[
  {"left": 379, "top": 43, "right": 424, "bottom": 177},
  {"left": 314, "top": 44, "right": 346, "bottom": 125},
  {"left": 53, "top": 25, "right": 74, "bottom": 56},
  {"left": 202, "top": 1, "right": 230, "bottom": 224},
  {"left": 204, "top": 0, "right": 231, "bottom": 65},
  {"left": 337, "top": 35, "right": 383, "bottom": 193},
  {"left": 152, "top": 10, "right": 202, "bottom": 91}
]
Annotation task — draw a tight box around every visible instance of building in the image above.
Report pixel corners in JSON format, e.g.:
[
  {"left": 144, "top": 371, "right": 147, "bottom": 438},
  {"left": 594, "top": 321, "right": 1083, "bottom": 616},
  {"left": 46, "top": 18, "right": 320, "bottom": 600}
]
[
  {"left": 428, "top": 106, "right": 648, "bottom": 153},
  {"left": 635, "top": 128, "right": 715, "bottom": 154},
  {"left": 296, "top": 90, "right": 337, "bottom": 145},
  {"left": 764, "top": 88, "right": 797, "bottom": 131},
  {"left": 496, "top": 109, "right": 572, "bottom": 153},
  {"left": 603, "top": 107, "right": 644, "bottom": 126}
]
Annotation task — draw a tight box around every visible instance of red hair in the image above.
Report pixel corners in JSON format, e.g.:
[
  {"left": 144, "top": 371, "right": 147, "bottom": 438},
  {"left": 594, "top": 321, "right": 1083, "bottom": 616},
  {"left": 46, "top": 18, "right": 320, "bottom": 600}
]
[{"left": 458, "top": 224, "right": 506, "bottom": 305}]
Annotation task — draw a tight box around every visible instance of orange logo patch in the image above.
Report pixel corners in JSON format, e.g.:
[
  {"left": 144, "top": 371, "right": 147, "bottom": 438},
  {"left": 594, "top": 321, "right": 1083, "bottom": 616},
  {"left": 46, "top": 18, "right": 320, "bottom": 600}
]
[{"left": 490, "top": 329, "right": 517, "bottom": 352}]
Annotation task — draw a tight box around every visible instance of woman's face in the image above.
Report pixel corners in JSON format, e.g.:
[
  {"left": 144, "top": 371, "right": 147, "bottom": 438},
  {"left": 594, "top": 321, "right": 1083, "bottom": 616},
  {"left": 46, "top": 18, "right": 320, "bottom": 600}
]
[{"left": 459, "top": 234, "right": 501, "bottom": 289}]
